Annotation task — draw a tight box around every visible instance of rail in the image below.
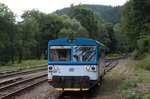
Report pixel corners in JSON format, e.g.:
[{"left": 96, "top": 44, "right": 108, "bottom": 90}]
[
  {"left": 0, "top": 67, "right": 47, "bottom": 79},
  {"left": 0, "top": 74, "right": 47, "bottom": 99}
]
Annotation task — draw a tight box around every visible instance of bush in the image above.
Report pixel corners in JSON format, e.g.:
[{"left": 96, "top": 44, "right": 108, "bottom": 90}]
[
  {"left": 138, "top": 53, "right": 150, "bottom": 70},
  {"left": 131, "top": 49, "right": 141, "bottom": 60}
]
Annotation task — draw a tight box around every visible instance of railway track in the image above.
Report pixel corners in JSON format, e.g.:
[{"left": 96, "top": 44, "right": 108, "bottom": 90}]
[
  {"left": 0, "top": 73, "right": 47, "bottom": 99},
  {"left": 0, "top": 67, "right": 47, "bottom": 79},
  {"left": 104, "top": 58, "right": 119, "bottom": 73},
  {"left": 0, "top": 67, "right": 47, "bottom": 88}
]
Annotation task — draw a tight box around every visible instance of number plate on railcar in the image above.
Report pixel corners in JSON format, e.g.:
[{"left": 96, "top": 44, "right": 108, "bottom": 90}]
[{"left": 69, "top": 68, "right": 74, "bottom": 72}]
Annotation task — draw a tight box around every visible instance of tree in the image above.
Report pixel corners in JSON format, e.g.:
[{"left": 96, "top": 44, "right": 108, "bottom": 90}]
[
  {"left": 121, "top": 0, "right": 137, "bottom": 51},
  {"left": 58, "top": 15, "right": 88, "bottom": 38},
  {"left": 132, "top": 0, "right": 150, "bottom": 54},
  {"left": 39, "top": 14, "right": 64, "bottom": 59},
  {"left": 21, "top": 9, "right": 46, "bottom": 59},
  {"left": 100, "top": 23, "right": 117, "bottom": 53},
  {"left": 121, "top": 0, "right": 150, "bottom": 58},
  {"left": 0, "top": 3, "right": 16, "bottom": 65},
  {"left": 69, "top": 5, "right": 98, "bottom": 39},
  {"left": 20, "top": 17, "right": 39, "bottom": 60},
  {"left": 113, "top": 23, "right": 127, "bottom": 53}
]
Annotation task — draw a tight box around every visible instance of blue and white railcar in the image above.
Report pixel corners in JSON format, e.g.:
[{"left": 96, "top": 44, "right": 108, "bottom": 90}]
[{"left": 48, "top": 38, "right": 105, "bottom": 91}]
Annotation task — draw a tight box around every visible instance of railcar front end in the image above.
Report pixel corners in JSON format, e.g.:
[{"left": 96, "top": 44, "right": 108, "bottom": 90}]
[{"left": 48, "top": 38, "right": 105, "bottom": 91}]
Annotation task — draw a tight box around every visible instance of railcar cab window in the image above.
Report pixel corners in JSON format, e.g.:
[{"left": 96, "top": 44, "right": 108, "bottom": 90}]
[
  {"left": 50, "top": 46, "right": 71, "bottom": 62},
  {"left": 73, "top": 46, "right": 96, "bottom": 62}
]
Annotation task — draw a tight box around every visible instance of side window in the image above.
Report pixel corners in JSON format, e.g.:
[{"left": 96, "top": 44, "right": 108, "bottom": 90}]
[
  {"left": 101, "top": 49, "right": 105, "bottom": 58},
  {"left": 99, "top": 49, "right": 101, "bottom": 58},
  {"left": 99, "top": 49, "right": 105, "bottom": 60}
]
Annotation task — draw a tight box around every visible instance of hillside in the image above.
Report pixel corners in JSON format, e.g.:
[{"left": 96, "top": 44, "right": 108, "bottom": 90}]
[{"left": 55, "top": 4, "right": 122, "bottom": 24}]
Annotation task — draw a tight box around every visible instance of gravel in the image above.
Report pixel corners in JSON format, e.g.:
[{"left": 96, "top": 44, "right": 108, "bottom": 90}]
[{"left": 15, "top": 82, "right": 60, "bottom": 99}]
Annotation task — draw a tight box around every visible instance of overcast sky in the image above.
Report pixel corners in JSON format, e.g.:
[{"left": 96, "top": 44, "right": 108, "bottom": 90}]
[{"left": 0, "top": 0, "right": 128, "bottom": 18}]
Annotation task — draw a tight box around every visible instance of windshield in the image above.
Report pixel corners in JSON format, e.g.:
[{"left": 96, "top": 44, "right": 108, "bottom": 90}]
[
  {"left": 50, "top": 46, "right": 71, "bottom": 62},
  {"left": 73, "top": 46, "right": 96, "bottom": 62}
]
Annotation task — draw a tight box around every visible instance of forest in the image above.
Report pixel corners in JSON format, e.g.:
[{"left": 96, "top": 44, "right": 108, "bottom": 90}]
[
  {"left": 0, "top": 0, "right": 150, "bottom": 68},
  {"left": 55, "top": 4, "right": 121, "bottom": 24}
]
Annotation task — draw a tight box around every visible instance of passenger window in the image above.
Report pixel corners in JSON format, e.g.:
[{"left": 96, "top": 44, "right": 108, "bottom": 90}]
[
  {"left": 99, "top": 49, "right": 101, "bottom": 57},
  {"left": 99, "top": 49, "right": 105, "bottom": 60}
]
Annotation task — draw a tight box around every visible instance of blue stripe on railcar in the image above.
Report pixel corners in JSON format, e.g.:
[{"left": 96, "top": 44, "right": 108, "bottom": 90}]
[{"left": 48, "top": 38, "right": 98, "bottom": 45}]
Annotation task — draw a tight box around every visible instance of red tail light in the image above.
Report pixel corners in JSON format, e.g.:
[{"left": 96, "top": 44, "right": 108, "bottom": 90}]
[{"left": 48, "top": 79, "right": 53, "bottom": 83}]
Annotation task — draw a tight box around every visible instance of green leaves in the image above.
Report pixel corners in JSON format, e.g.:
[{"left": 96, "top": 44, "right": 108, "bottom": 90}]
[
  {"left": 69, "top": 5, "right": 98, "bottom": 39},
  {"left": 0, "top": 3, "right": 16, "bottom": 65},
  {"left": 121, "top": 0, "right": 150, "bottom": 58},
  {"left": 59, "top": 15, "right": 88, "bottom": 38},
  {"left": 0, "top": 3, "right": 122, "bottom": 65}
]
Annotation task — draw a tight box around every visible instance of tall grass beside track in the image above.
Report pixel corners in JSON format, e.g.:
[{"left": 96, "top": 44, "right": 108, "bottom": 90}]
[
  {"left": 120, "top": 53, "right": 150, "bottom": 99},
  {"left": 137, "top": 53, "right": 150, "bottom": 70},
  {"left": 0, "top": 60, "right": 47, "bottom": 72}
]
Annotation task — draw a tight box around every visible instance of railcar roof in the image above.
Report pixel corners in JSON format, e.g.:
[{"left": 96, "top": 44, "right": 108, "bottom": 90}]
[{"left": 48, "top": 38, "right": 105, "bottom": 48}]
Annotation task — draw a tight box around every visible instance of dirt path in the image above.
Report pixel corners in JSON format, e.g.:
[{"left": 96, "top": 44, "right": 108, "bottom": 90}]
[{"left": 94, "top": 59, "right": 127, "bottom": 99}]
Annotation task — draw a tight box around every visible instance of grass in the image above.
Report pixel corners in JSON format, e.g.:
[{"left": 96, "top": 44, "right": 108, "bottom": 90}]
[
  {"left": 94, "top": 59, "right": 127, "bottom": 99},
  {"left": 106, "top": 53, "right": 126, "bottom": 60},
  {"left": 0, "top": 60, "right": 47, "bottom": 72},
  {"left": 106, "top": 53, "right": 120, "bottom": 59},
  {"left": 95, "top": 54, "right": 150, "bottom": 99},
  {"left": 120, "top": 58, "right": 150, "bottom": 99}
]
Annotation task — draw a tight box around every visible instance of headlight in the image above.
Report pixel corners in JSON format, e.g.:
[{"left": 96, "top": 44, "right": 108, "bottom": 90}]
[
  {"left": 86, "top": 66, "right": 90, "bottom": 70},
  {"left": 49, "top": 65, "right": 58, "bottom": 72},
  {"left": 54, "top": 66, "right": 57, "bottom": 70},
  {"left": 49, "top": 66, "right": 53, "bottom": 70},
  {"left": 91, "top": 66, "right": 96, "bottom": 70},
  {"left": 86, "top": 65, "right": 96, "bottom": 72}
]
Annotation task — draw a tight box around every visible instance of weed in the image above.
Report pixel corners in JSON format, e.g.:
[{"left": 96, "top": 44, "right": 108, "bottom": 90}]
[
  {"left": 137, "top": 53, "right": 150, "bottom": 70},
  {"left": 0, "top": 60, "right": 47, "bottom": 71}
]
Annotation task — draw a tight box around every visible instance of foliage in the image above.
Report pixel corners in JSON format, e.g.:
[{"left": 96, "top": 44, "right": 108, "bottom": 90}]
[
  {"left": 55, "top": 4, "right": 121, "bottom": 24},
  {"left": 137, "top": 53, "right": 150, "bottom": 70},
  {"left": 113, "top": 23, "right": 128, "bottom": 53},
  {"left": 84, "top": 5, "right": 121, "bottom": 24},
  {"left": 55, "top": 5, "right": 127, "bottom": 52},
  {"left": 0, "top": 3, "right": 124, "bottom": 64},
  {"left": 120, "top": 59, "right": 150, "bottom": 99},
  {"left": 100, "top": 23, "right": 117, "bottom": 53},
  {"left": 39, "top": 13, "right": 64, "bottom": 59},
  {"left": 59, "top": 15, "right": 88, "bottom": 38},
  {"left": 21, "top": 18, "right": 39, "bottom": 59},
  {"left": 69, "top": 5, "right": 99, "bottom": 39},
  {"left": 0, "top": 3, "right": 16, "bottom": 65},
  {"left": 131, "top": 49, "right": 141, "bottom": 60},
  {"left": 121, "top": 0, "right": 136, "bottom": 51},
  {"left": 67, "top": 5, "right": 119, "bottom": 53},
  {"left": 121, "top": 0, "right": 150, "bottom": 58}
]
